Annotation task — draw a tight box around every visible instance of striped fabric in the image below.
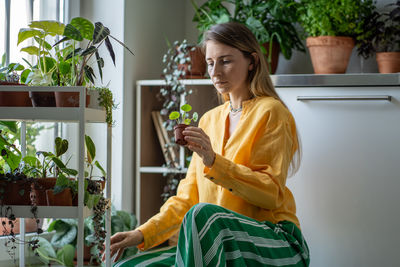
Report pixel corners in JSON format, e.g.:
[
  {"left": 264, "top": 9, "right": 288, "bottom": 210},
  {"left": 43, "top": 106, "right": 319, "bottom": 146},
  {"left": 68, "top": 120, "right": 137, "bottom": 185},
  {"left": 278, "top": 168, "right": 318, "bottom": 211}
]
[{"left": 114, "top": 203, "right": 309, "bottom": 267}]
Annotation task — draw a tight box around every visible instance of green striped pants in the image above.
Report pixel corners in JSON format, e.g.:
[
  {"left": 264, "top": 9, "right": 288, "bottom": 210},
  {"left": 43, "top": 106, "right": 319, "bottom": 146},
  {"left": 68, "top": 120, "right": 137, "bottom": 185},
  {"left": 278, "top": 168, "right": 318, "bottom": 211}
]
[{"left": 114, "top": 203, "right": 310, "bottom": 266}]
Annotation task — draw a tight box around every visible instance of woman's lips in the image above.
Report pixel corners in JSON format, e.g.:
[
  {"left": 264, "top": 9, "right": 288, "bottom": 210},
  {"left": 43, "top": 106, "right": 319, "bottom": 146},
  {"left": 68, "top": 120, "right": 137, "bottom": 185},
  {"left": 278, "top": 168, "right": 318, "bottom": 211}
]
[{"left": 215, "top": 81, "right": 227, "bottom": 86}]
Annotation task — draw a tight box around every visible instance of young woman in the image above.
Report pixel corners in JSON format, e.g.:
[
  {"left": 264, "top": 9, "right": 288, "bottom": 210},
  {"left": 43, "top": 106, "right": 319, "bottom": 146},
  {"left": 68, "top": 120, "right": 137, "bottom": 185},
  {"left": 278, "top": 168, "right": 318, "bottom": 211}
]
[{"left": 107, "top": 22, "right": 310, "bottom": 266}]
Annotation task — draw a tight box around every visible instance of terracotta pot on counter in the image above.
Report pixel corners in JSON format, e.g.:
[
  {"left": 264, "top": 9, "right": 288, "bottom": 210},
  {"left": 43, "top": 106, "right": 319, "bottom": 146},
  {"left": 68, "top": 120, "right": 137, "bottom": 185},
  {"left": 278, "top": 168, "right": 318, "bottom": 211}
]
[
  {"left": 376, "top": 52, "right": 400, "bottom": 73},
  {"left": 306, "top": 36, "right": 355, "bottom": 74}
]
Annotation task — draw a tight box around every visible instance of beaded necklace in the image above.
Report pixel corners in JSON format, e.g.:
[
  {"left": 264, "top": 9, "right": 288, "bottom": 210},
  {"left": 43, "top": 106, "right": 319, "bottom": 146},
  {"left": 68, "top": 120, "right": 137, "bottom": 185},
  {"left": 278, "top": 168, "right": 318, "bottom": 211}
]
[{"left": 229, "top": 101, "right": 242, "bottom": 113}]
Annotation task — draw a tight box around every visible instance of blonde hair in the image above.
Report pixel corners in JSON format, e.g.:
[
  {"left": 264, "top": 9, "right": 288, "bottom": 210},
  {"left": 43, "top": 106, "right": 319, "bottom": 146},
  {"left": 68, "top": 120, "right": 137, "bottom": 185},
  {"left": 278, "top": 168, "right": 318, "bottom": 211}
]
[{"left": 202, "top": 22, "right": 301, "bottom": 176}]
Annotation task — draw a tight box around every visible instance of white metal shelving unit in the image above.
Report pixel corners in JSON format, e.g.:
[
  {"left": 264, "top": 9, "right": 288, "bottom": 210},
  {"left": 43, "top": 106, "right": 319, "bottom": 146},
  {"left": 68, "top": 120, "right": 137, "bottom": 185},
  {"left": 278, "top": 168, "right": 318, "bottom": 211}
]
[{"left": 0, "top": 86, "right": 112, "bottom": 267}]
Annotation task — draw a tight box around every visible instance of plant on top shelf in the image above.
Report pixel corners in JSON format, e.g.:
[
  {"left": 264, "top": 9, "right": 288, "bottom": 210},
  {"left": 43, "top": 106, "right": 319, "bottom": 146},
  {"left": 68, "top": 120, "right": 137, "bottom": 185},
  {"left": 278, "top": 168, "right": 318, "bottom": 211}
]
[
  {"left": 18, "top": 17, "right": 134, "bottom": 86},
  {"left": 169, "top": 104, "right": 198, "bottom": 146},
  {"left": 297, "top": 0, "right": 376, "bottom": 74},
  {"left": 190, "top": 0, "right": 305, "bottom": 74},
  {"left": 15, "top": 16, "right": 132, "bottom": 108},
  {"left": 356, "top": 0, "right": 400, "bottom": 73}
]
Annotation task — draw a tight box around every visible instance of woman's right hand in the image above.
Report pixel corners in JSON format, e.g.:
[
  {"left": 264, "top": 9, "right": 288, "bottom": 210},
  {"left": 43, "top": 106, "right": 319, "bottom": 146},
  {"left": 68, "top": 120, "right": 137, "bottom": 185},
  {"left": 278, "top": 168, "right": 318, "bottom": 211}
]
[{"left": 103, "top": 229, "right": 144, "bottom": 262}]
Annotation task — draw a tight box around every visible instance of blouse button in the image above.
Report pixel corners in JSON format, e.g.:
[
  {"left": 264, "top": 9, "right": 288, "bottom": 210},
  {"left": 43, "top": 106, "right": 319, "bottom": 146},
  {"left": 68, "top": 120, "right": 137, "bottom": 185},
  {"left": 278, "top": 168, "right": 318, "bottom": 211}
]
[
  {"left": 229, "top": 188, "right": 233, "bottom": 192},
  {"left": 210, "top": 177, "right": 214, "bottom": 180}
]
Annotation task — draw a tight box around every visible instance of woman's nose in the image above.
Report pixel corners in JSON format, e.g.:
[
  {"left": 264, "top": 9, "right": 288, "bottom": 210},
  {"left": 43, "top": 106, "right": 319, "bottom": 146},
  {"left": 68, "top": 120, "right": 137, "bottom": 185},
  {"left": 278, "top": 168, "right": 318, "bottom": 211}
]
[{"left": 209, "top": 64, "right": 220, "bottom": 77}]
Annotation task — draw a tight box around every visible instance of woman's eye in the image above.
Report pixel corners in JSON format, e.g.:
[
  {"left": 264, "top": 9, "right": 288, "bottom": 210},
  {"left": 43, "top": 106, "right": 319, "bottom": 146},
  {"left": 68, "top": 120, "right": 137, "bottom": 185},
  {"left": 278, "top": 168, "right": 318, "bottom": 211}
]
[
  {"left": 207, "top": 62, "right": 214, "bottom": 67},
  {"left": 222, "top": 60, "right": 230, "bottom": 64}
]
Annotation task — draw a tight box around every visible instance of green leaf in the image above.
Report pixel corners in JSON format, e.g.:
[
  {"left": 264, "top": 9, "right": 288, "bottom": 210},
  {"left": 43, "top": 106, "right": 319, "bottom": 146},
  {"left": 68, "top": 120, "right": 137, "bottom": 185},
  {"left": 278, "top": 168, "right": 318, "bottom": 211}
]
[
  {"left": 34, "top": 237, "right": 57, "bottom": 264},
  {"left": 1, "top": 53, "right": 5, "bottom": 66},
  {"left": 22, "top": 155, "right": 40, "bottom": 167},
  {"left": 104, "top": 36, "right": 115, "bottom": 65},
  {"left": 17, "top": 28, "right": 43, "bottom": 45},
  {"left": 51, "top": 223, "right": 77, "bottom": 249},
  {"left": 20, "top": 46, "right": 46, "bottom": 56},
  {"left": 81, "top": 46, "right": 97, "bottom": 57},
  {"left": 169, "top": 111, "right": 180, "bottom": 120},
  {"left": 63, "top": 23, "right": 83, "bottom": 41},
  {"left": 56, "top": 244, "right": 75, "bottom": 267},
  {"left": 52, "top": 157, "right": 67, "bottom": 170},
  {"left": 29, "top": 20, "right": 65, "bottom": 35},
  {"left": 20, "top": 69, "right": 31, "bottom": 84},
  {"left": 0, "top": 121, "right": 17, "bottom": 133},
  {"left": 84, "top": 65, "right": 96, "bottom": 84},
  {"left": 59, "top": 61, "right": 71, "bottom": 75},
  {"left": 92, "top": 22, "right": 110, "bottom": 44},
  {"left": 8, "top": 63, "right": 25, "bottom": 71},
  {"left": 55, "top": 137, "right": 69, "bottom": 157},
  {"left": 94, "top": 161, "right": 106, "bottom": 177},
  {"left": 34, "top": 37, "right": 52, "bottom": 50},
  {"left": 39, "top": 56, "right": 56, "bottom": 72},
  {"left": 70, "top": 17, "right": 94, "bottom": 40},
  {"left": 180, "top": 104, "right": 192, "bottom": 112},
  {"left": 61, "top": 168, "right": 78, "bottom": 176},
  {"left": 193, "top": 112, "right": 198, "bottom": 122},
  {"left": 184, "top": 118, "right": 191, "bottom": 125},
  {"left": 95, "top": 51, "right": 103, "bottom": 81}
]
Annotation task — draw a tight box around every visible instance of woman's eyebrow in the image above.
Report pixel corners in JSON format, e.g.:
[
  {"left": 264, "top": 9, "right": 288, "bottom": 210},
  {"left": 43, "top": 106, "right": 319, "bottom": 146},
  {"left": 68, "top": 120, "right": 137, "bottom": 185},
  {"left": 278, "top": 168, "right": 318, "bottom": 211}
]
[{"left": 206, "top": 54, "right": 233, "bottom": 60}]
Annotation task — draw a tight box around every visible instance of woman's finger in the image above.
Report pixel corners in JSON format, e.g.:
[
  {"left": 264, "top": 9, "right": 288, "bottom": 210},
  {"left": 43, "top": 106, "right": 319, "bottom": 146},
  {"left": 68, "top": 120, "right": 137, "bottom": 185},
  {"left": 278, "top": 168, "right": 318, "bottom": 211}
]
[
  {"left": 184, "top": 136, "right": 208, "bottom": 149},
  {"left": 114, "top": 248, "right": 125, "bottom": 263}
]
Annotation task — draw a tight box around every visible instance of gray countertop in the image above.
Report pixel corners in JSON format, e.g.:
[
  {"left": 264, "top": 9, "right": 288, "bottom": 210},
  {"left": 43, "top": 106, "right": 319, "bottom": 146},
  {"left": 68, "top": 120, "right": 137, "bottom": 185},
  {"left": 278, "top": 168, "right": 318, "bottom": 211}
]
[{"left": 271, "top": 73, "right": 400, "bottom": 87}]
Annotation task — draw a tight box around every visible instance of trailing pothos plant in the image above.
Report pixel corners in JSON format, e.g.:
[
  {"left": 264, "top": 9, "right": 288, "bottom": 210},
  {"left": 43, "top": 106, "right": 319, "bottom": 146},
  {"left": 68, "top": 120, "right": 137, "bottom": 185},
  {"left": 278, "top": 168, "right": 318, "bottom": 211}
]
[
  {"left": 158, "top": 40, "right": 194, "bottom": 202},
  {"left": 17, "top": 17, "right": 134, "bottom": 86}
]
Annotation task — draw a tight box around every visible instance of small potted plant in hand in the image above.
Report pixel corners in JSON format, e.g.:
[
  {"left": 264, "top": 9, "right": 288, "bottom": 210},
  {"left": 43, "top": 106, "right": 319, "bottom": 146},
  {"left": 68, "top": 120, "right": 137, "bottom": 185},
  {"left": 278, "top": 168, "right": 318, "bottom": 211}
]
[{"left": 169, "top": 104, "right": 198, "bottom": 145}]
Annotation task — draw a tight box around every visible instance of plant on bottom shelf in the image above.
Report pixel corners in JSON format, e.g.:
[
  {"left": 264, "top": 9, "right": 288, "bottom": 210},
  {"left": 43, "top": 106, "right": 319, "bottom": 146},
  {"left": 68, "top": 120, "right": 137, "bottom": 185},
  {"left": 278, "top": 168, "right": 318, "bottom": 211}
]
[{"left": 32, "top": 208, "right": 137, "bottom": 266}]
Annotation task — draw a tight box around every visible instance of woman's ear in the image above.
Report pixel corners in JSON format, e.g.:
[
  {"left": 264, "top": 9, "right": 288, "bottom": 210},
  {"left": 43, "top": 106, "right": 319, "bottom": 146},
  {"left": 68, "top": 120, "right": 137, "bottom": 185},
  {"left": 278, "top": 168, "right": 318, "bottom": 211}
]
[{"left": 249, "top": 52, "right": 259, "bottom": 71}]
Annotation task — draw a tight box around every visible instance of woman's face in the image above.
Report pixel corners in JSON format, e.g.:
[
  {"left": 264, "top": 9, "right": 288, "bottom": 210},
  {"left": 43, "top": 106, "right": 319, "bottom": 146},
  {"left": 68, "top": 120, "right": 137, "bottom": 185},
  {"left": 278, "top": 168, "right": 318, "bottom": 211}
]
[{"left": 205, "top": 40, "right": 252, "bottom": 96}]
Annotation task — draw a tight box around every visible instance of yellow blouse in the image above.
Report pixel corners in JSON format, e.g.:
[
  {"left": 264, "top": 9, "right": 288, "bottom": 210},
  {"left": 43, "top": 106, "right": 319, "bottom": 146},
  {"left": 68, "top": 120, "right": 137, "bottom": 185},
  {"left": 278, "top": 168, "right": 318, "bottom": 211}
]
[{"left": 137, "top": 96, "right": 300, "bottom": 250}]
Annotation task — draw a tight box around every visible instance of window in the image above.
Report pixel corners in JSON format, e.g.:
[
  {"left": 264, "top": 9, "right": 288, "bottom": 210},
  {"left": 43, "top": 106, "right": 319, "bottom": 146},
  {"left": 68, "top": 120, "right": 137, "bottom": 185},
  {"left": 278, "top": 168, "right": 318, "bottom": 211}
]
[{"left": 1, "top": 0, "right": 65, "bottom": 64}]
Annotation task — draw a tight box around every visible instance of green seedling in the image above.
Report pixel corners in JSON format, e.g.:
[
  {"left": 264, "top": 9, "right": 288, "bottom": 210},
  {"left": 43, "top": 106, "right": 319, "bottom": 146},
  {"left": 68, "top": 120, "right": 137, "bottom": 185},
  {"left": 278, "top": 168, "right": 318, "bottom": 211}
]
[{"left": 169, "top": 104, "right": 198, "bottom": 125}]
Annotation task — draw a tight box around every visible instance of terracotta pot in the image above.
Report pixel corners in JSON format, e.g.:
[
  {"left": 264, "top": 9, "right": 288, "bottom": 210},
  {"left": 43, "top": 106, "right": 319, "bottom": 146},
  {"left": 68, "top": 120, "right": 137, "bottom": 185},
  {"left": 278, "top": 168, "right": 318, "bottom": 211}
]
[
  {"left": 46, "top": 188, "right": 73, "bottom": 206},
  {"left": 178, "top": 46, "right": 207, "bottom": 79},
  {"left": 32, "top": 178, "right": 57, "bottom": 206},
  {"left": 261, "top": 42, "right": 280, "bottom": 74},
  {"left": 174, "top": 124, "right": 188, "bottom": 145},
  {"left": 376, "top": 52, "right": 400, "bottom": 73},
  {"left": 54, "top": 91, "right": 90, "bottom": 107},
  {"left": 0, "top": 217, "right": 41, "bottom": 234},
  {"left": 29, "top": 91, "right": 56, "bottom": 107},
  {"left": 0, "top": 180, "right": 32, "bottom": 205},
  {"left": 306, "top": 36, "right": 355, "bottom": 74},
  {"left": 0, "top": 82, "right": 31, "bottom": 107}
]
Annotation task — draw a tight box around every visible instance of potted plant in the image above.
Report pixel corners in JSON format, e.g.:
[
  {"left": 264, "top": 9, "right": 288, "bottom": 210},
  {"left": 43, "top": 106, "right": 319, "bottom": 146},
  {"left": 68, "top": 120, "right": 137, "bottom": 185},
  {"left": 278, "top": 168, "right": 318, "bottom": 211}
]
[
  {"left": 298, "top": 0, "right": 375, "bottom": 74},
  {"left": 169, "top": 104, "right": 198, "bottom": 146},
  {"left": 357, "top": 1, "right": 400, "bottom": 73},
  {"left": 32, "top": 207, "right": 137, "bottom": 266},
  {"left": 0, "top": 55, "right": 32, "bottom": 107},
  {"left": 191, "top": 0, "right": 305, "bottom": 74},
  {"left": 17, "top": 17, "right": 133, "bottom": 107}
]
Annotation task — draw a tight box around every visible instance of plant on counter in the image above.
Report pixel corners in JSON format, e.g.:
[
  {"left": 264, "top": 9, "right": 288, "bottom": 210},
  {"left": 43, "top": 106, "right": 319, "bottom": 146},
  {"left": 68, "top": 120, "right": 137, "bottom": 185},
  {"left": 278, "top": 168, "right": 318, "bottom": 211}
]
[
  {"left": 297, "top": 0, "right": 376, "bottom": 73},
  {"left": 356, "top": 0, "right": 400, "bottom": 73},
  {"left": 190, "top": 0, "right": 305, "bottom": 73},
  {"left": 32, "top": 208, "right": 137, "bottom": 266}
]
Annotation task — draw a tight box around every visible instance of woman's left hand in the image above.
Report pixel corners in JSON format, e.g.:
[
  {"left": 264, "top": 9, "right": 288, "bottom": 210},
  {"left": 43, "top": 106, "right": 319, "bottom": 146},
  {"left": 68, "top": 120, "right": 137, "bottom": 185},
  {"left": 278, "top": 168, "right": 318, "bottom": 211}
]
[{"left": 183, "top": 127, "right": 216, "bottom": 167}]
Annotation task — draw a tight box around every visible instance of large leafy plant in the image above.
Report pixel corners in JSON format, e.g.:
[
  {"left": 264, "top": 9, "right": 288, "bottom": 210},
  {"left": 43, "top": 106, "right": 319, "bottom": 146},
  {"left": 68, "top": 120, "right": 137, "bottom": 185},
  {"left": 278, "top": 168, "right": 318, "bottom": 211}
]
[
  {"left": 191, "top": 0, "right": 305, "bottom": 60},
  {"left": 298, "top": 0, "right": 375, "bottom": 38},
  {"left": 17, "top": 17, "right": 134, "bottom": 86}
]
